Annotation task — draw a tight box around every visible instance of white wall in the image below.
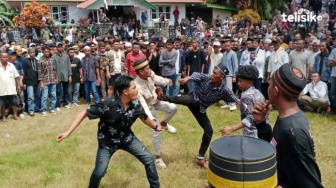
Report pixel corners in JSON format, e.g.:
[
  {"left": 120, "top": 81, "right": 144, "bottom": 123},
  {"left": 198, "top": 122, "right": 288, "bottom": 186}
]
[
  {"left": 212, "top": 9, "right": 232, "bottom": 20},
  {"left": 147, "top": 4, "right": 186, "bottom": 27}
]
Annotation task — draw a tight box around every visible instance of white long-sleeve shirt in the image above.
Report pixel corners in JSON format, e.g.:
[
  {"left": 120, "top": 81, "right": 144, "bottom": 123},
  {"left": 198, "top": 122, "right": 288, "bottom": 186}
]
[
  {"left": 301, "top": 80, "right": 329, "bottom": 104},
  {"left": 267, "top": 48, "right": 289, "bottom": 76},
  {"left": 254, "top": 48, "right": 266, "bottom": 78}
]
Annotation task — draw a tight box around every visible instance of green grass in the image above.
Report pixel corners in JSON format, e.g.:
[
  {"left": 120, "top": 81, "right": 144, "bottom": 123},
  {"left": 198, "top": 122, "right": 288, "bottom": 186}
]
[{"left": 0, "top": 103, "right": 335, "bottom": 188}]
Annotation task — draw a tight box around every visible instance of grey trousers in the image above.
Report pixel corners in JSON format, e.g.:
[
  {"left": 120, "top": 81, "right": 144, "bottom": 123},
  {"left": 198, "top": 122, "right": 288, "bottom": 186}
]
[{"left": 149, "top": 101, "right": 177, "bottom": 156}]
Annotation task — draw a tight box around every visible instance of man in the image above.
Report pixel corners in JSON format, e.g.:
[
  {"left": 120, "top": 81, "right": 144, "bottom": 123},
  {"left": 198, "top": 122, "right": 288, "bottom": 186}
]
[
  {"left": 161, "top": 62, "right": 238, "bottom": 168},
  {"left": 96, "top": 42, "right": 109, "bottom": 98},
  {"left": 23, "top": 48, "right": 41, "bottom": 116},
  {"left": 221, "top": 40, "right": 238, "bottom": 110},
  {"left": 174, "top": 38, "right": 187, "bottom": 96},
  {"left": 81, "top": 46, "right": 100, "bottom": 105},
  {"left": 106, "top": 39, "right": 126, "bottom": 97},
  {"left": 327, "top": 46, "right": 336, "bottom": 113},
  {"left": 146, "top": 41, "right": 160, "bottom": 76},
  {"left": 73, "top": 45, "right": 85, "bottom": 60},
  {"left": 309, "top": 41, "right": 321, "bottom": 69},
  {"left": 208, "top": 41, "right": 222, "bottom": 75},
  {"left": 186, "top": 38, "right": 206, "bottom": 90},
  {"left": 313, "top": 41, "right": 330, "bottom": 83},
  {"left": 252, "top": 64, "right": 323, "bottom": 188},
  {"left": 125, "top": 42, "right": 146, "bottom": 78},
  {"left": 57, "top": 75, "right": 161, "bottom": 188},
  {"left": 0, "top": 52, "right": 21, "bottom": 122},
  {"left": 38, "top": 46, "right": 58, "bottom": 116},
  {"left": 267, "top": 38, "right": 289, "bottom": 81},
  {"left": 159, "top": 39, "right": 178, "bottom": 96},
  {"left": 250, "top": 38, "right": 266, "bottom": 92},
  {"left": 67, "top": 47, "right": 83, "bottom": 106},
  {"left": 134, "top": 59, "right": 177, "bottom": 168},
  {"left": 52, "top": 42, "right": 72, "bottom": 111},
  {"left": 299, "top": 72, "right": 329, "bottom": 112},
  {"left": 289, "top": 39, "right": 310, "bottom": 78},
  {"left": 240, "top": 38, "right": 253, "bottom": 66},
  {"left": 220, "top": 65, "right": 271, "bottom": 141}
]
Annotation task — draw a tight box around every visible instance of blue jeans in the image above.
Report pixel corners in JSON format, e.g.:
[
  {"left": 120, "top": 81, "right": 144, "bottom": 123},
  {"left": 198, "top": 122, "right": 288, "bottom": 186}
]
[
  {"left": 41, "top": 84, "right": 56, "bottom": 112},
  {"left": 330, "top": 77, "right": 336, "bottom": 112},
  {"left": 164, "top": 73, "right": 180, "bottom": 96},
  {"left": 68, "top": 82, "right": 80, "bottom": 104},
  {"left": 84, "top": 81, "right": 100, "bottom": 104},
  {"left": 89, "top": 137, "right": 160, "bottom": 188},
  {"left": 56, "top": 81, "right": 69, "bottom": 107},
  {"left": 26, "top": 84, "right": 41, "bottom": 114}
]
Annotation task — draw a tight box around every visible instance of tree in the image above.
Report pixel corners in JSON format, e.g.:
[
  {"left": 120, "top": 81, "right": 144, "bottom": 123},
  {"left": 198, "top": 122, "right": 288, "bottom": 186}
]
[
  {"left": 12, "top": 0, "right": 50, "bottom": 28},
  {"left": 0, "top": 0, "right": 16, "bottom": 27}
]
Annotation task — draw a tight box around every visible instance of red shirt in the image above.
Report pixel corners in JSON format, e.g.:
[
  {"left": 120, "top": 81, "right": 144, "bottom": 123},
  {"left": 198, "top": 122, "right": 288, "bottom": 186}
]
[{"left": 125, "top": 52, "right": 146, "bottom": 78}]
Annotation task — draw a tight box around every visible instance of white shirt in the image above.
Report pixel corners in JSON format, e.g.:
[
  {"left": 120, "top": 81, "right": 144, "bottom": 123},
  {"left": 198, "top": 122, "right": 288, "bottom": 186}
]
[
  {"left": 175, "top": 49, "right": 180, "bottom": 74},
  {"left": 75, "top": 52, "right": 85, "bottom": 60},
  {"left": 254, "top": 48, "right": 266, "bottom": 78},
  {"left": 209, "top": 52, "right": 223, "bottom": 76},
  {"left": 0, "top": 62, "right": 19, "bottom": 96},
  {"left": 113, "top": 50, "right": 122, "bottom": 74},
  {"left": 308, "top": 50, "right": 320, "bottom": 68},
  {"left": 268, "top": 48, "right": 289, "bottom": 76},
  {"left": 240, "top": 49, "right": 251, "bottom": 66},
  {"left": 301, "top": 80, "right": 329, "bottom": 104}
]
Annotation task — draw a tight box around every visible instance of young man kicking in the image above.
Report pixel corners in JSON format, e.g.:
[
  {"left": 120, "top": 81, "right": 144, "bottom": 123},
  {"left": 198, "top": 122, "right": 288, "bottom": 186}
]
[
  {"left": 56, "top": 75, "right": 161, "bottom": 188},
  {"left": 161, "top": 62, "right": 238, "bottom": 168}
]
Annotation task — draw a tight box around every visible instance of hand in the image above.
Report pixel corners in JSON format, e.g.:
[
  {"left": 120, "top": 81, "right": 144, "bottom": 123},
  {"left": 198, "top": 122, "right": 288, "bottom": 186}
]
[
  {"left": 68, "top": 76, "right": 72, "bottom": 84},
  {"left": 106, "top": 74, "right": 111, "bottom": 80},
  {"left": 252, "top": 101, "right": 271, "bottom": 123},
  {"left": 168, "top": 79, "right": 173, "bottom": 86},
  {"left": 39, "top": 82, "right": 44, "bottom": 90},
  {"left": 220, "top": 126, "right": 234, "bottom": 136},
  {"left": 23, "top": 84, "right": 27, "bottom": 90},
  {"left": 55, "top": 79, "right": 58, "bottom": 84},
  {"left": 155, "top": 87, "right": 163, "bottom": 100},
  {"left": 236, "top": 99, "right": 241, "bottom": 105},
  {"left": 80, "top": 78, "right": 84, "bottom": 84},
  {"left": 155, "top": 124, "right": 162, "bottom": 132},
  {"left": 182, "top": 71, "right": 186, "bottom": 77},
  {"left": 178, "top": 78, "right": 187, "bottom": 85},
  {"left": 17, "top": 87, "right": 21, "bottom": 93},
  {"left": 276, "top": 186, "right": 282, "bottom": 188},
  {"left": 56, "top": 132, "right": 70, "bottom": 142},
  {"left": 232, "top": 77, "right": 236, "bottom": 83}
]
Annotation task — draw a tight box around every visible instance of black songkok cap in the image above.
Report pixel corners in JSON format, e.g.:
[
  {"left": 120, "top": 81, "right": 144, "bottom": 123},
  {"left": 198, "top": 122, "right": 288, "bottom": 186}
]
[{"left": 272, "top": 63, "right": 306, "bottom": 98}]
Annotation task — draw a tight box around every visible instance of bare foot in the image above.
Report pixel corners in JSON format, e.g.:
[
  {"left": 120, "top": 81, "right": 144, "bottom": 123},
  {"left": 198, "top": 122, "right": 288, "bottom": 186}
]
[
  {"left": 13, "top": 116, "right": 19, "bottom": 120},
  {"left": 1, "top": 118, "right": 7, "bottom": 122}
]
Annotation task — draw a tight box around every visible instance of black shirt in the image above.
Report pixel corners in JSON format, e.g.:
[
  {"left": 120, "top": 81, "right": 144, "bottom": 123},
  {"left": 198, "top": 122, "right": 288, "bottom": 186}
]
[
  {"left": 70, "top": 57, "right": 82, "bottom": 83},
  {"left": 186, "top": 49, "right": 206, "bottom": 76},
  {"left": 86, "top": 97, "right": 148, "bottom": 149},
  {"left": 146, "top": 51, "right": 160, "bottom": 76},
  {"left": 23, "top": 57, "right": 39, "bottom": 86},
  {"left": 271, "top": 111, "right": 323, "bottom": 188}
]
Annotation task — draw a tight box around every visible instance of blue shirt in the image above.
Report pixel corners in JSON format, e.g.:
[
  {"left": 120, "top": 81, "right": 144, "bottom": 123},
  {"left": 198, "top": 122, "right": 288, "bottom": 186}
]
[
  {"left": 222, "top": 50, "right": 238, "bottom": 77},
  {"left": 190, "top": 72, "right": 238, "bottom": 113},
  {"left": 81, "top": 56, "right": 99, "bottom": 82},
  {"left": 328, "top": 48, "right": 336, "bottom": 77}
]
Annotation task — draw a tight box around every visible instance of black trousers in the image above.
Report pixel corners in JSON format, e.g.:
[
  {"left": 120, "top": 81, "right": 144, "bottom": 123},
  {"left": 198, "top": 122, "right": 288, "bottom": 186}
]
[{"left": 163, "top": 94, "right": 213, "bottom": 157}]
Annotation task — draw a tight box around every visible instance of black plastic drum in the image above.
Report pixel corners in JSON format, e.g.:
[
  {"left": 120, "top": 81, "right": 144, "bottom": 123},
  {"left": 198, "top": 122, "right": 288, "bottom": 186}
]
[{"left": 208, "top": 135, "right": 277, "bottom": 188}]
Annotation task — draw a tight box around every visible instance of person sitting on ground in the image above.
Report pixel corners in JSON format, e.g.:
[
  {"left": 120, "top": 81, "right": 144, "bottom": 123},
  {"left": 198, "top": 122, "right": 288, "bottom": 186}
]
[
  {"left": 298, "top": 71, "right": 329, "bottom": 112},
  {"left": 220, "top": 65, "right": 272, "bottom": 142}
]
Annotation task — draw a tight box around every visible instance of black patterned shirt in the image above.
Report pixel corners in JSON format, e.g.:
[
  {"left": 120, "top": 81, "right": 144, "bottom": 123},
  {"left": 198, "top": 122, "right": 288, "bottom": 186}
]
[
  {"left": 190, "top": 72, "right": 238, "bottom": 113},
  {"left": 86, "top": 96, "right": 148, "bottom": 149}
]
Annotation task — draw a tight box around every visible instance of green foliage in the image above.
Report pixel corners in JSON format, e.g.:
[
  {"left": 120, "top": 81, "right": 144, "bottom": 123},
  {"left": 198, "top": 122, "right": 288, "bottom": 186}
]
[{"left": 0, "top": 0, "right": 16, "bottom": 27}]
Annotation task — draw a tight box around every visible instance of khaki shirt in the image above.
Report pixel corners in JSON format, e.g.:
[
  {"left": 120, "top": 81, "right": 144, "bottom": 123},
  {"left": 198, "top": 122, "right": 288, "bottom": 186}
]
[{"left": 135, "top": 71, "right": 170, "bottom": 120}]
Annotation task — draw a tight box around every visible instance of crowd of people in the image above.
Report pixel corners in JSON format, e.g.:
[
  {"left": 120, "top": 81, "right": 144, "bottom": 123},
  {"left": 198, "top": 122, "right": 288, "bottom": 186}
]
[{"left": 1, "top": 0, "right": 335, "bottom": 187}]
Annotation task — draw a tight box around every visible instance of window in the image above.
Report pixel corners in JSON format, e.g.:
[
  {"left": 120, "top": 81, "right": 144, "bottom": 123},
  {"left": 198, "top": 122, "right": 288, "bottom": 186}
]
[
  {"left": 50, "top": 6, "right": 69, "bottom": 22},
  {"left": 151, "top": 5, "right": 170, "bottom": 20}
]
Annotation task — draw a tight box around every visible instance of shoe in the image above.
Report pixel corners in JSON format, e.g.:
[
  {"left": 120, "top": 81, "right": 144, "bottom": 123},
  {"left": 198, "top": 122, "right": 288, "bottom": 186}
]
[
  {"left": 29, "top": 113, "right": 34, "bottom": 117},
  {"left": 19, "top": 114, "right": 25, "bottom": 118},
  {"left": 41, "top": 112, "right": 47, "bottom": 116},
  {"left": 50, "top": 110, "right": 56, "bottom": 114},
  {"left": 155, "top": 158, "right": 167, "bottom": 169},
  {"left": 64, "top": 105, "right": 71, "bottom": 109},
  {"left": 162, "top": 124, "right": 177, "bottom": 134},
  {"left": 220, "top": 105, "right": 230, "bottom": 109},
  {"left": 229, "top": 105, "right": 237, "bottom": 111},
  {"left": 194, "top": 158, "right": 208, "bottom": 169},
  {"left": 72, "top": 103, "right": 80, "bottom": 107},
  {"left": 56, "top": 107, "right": 61, "bottom": 112}
]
